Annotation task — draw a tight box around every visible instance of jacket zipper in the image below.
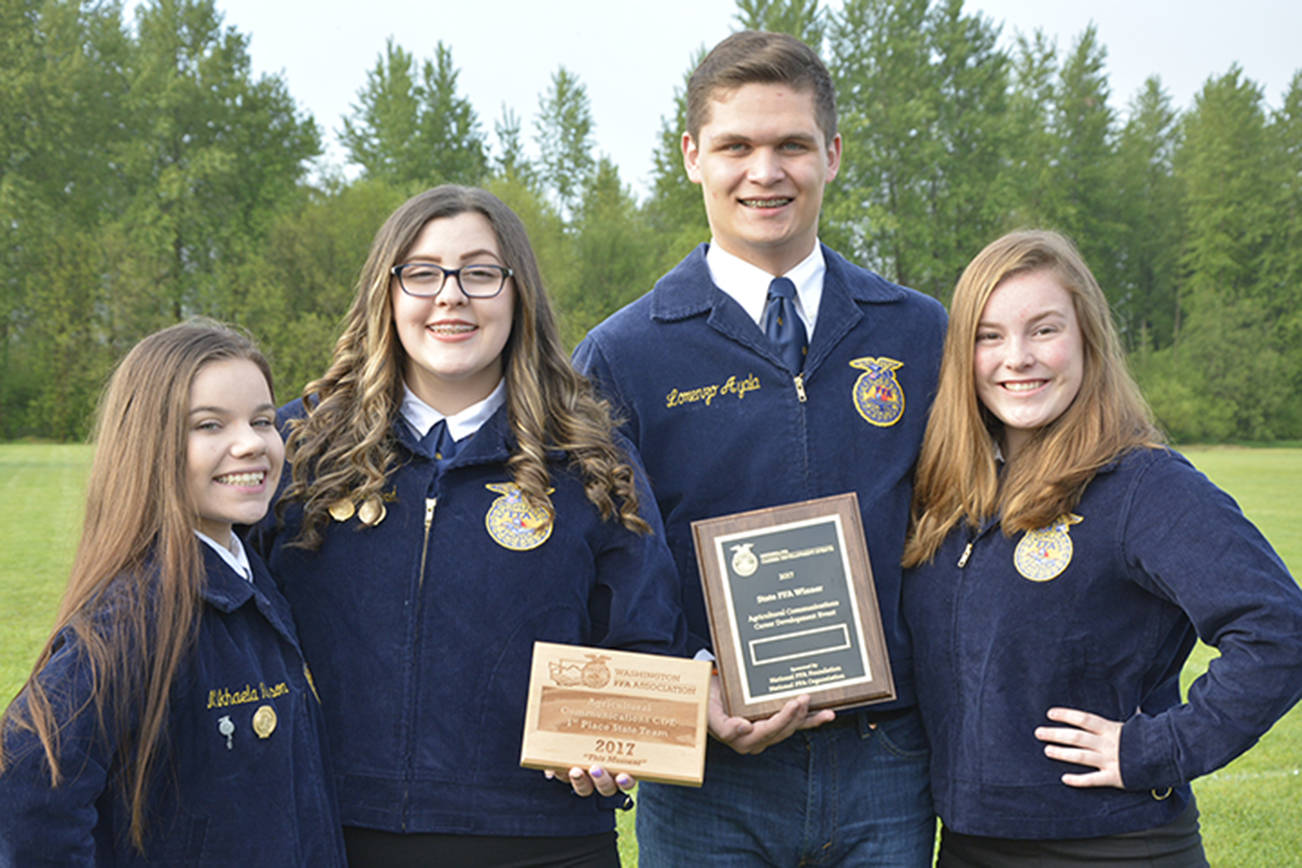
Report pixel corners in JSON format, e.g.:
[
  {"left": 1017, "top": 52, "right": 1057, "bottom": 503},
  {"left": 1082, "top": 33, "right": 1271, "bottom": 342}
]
[
  {"left": 794, "top": 373, "right": 807, "bottom": 402},
  {"left": 417, "top": 497, "right": 436, "bottom": 589},
  {"left": 402, "top": 495, "right": 437, "bottom": 831},
  {"left": 957, "top": 540, "right": 973, "bottom": 568}
]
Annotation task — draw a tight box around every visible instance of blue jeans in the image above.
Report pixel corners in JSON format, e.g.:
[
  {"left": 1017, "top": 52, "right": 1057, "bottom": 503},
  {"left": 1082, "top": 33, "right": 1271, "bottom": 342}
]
[{"left": 636, "top": 708, "right": 934, "bottom": 867}]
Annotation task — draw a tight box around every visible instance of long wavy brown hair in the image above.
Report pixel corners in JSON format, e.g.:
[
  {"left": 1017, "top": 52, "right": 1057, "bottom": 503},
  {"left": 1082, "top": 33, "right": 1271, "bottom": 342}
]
[
  {"left": 282, "top": 185, "right": 647, "bottom": 548},
  {"left": 0, "top": 320, "right": 274, "bottom": 851},
  {"left": 902, "top": 230, "right": 1163, "bottom": 567}
]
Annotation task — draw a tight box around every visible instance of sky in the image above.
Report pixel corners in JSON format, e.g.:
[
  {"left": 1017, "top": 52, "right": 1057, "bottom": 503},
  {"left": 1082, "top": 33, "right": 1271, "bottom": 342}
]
[{"left": 124, "top": 0, "right": 1300, "bottom": 199}]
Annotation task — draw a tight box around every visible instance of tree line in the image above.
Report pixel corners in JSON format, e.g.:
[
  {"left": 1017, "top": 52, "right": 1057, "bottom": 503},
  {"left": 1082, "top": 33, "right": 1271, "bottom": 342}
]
[{"left": 3, "top": 0, "right": 1299, "bottom": 442}]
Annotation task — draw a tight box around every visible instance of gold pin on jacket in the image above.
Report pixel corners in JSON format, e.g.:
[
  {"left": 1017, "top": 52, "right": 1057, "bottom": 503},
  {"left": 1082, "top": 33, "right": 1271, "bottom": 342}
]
[
  {"left": 358, "top": 495, "right": 386, "bottom": 526},
  {"left": 252, "top": 704, "right": 277, "bottom": 739}
]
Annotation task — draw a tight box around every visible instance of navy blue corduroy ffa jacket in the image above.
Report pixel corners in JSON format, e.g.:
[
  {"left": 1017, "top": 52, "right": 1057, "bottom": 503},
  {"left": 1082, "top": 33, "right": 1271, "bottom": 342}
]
[
  {"left": 0, "top": 545, "right": 346, "bottom": 866},
  {"left": 247, "top": 399, "right": 687, "bottom": 836},
  {"left": 573, "top": 243, "right": 947, "bottom": 711},
  {"left": 902, "top": 447, "right": 1302, "bottom": 839}
]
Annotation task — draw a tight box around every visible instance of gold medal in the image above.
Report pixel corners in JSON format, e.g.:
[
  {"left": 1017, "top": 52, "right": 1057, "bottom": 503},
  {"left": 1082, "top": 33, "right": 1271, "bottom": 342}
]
[
  {"left": 358, "top": 496, "right": 386, "bottom": 526},
  {"left": 251, "top": 704, "right": 277, "bottom": 739},
  {"left": 328, "top": 498, "right": 356, "bottom": 522}
]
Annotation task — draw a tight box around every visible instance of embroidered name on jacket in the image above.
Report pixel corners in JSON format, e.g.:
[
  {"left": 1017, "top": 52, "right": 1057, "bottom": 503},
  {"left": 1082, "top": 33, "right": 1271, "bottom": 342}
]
[
  {"left": 206, "top": 680, "right": 290, "bottom": 709},
  {"left": 849, "top": 357, "right": 905, "bottom": 427},
  {"left": 1013, "top": 513, "right": 1083, "bottom": 582},
  {"left": 664, "top": 373, "right": 762, "bottom": 408},
  {"left": 485, "top": 482, "right": 554, "bottom": 551}
]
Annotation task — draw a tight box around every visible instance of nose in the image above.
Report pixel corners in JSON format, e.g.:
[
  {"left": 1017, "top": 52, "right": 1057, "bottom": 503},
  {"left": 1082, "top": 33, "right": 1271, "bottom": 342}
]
[
  {"left": 230, "top": 423, "right": 268, "bottom": 457},
  {"left": 746, "top": 147, "right": 785, "bottom": 185},
  {"left": 433, "top": 277, "right": 469, "bottom": 306},
  {"left": 1002, "top": 336, "right": 1034, "bottom": 370}
]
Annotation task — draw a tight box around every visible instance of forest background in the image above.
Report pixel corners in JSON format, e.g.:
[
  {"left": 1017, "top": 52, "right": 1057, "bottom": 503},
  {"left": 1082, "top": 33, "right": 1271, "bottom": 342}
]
[{"left": 4, "top": 0, "right": 1300, "bottom": 443}]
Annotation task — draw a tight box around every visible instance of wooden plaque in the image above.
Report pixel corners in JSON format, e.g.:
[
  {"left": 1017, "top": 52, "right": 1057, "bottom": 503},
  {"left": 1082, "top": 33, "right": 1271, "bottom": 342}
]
[
  {"left": 520, "top": 642, "right": 711, "bottom": 787},
  {"left": 692, "top": 493, "right": 895, "bottom": 721}
]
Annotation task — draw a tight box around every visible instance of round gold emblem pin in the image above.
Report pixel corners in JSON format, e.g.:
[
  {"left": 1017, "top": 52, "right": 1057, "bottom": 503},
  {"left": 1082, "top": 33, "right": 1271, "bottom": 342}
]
[
  {"left": 252, "top": 704, "right": 277, "bottom": 739},
  {"left": 357, "top": 496, "right": 386, "bottom": 527},
  {"left": 328, "top": 498, "right": 356, "bottom": 522}
]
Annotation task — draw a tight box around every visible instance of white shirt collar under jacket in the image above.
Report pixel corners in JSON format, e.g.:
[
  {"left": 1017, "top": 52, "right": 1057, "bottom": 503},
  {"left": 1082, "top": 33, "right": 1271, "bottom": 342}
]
[
  {"left": 704, "top": 241, "right": 826, "bottom": 335},
  {"left": 195, "top": 529, "right": 253, "bottom": 582},
  {"left": 400, "top": 378, "right": 506, "bottom": 445}
]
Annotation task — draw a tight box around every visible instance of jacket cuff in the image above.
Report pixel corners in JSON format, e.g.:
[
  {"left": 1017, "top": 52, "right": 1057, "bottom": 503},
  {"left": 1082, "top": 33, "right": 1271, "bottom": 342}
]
[{"left": 1119, "top": 712, "right": 1183, "bottom": 791}]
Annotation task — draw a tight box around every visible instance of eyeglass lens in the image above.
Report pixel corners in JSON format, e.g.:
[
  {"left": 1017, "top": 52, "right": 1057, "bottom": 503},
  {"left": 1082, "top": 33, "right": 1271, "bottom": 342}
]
[{"left": 398, "top": 264, "right": 506, "bottom": 297}]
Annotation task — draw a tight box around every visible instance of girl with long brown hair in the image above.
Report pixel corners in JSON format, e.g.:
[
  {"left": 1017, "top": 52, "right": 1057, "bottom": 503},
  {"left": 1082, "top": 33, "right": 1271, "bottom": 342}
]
[
  {"left": 901, "top": 230, "right": 1302, "bottom": 866},
  {"left": 0, "top": 320, "right": 344, "bottom": 865},
  {"left": 248, "top": 185, "right": 685, "bottom": 867}
]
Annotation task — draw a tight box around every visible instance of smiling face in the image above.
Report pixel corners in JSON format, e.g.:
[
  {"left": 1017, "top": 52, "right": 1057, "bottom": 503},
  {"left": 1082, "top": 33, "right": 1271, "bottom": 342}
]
[
  {"left": 187, "top": 358, "right": 283, "bottom": 541},
  {"left": 391, "top": 211, "right": 515, "bottom": 415},
  {"left": 974, "top": 269, "right": 1085, "bottom": 460},
  {"left": 683, "top": 82, "right": 841, "bottom": 276}
]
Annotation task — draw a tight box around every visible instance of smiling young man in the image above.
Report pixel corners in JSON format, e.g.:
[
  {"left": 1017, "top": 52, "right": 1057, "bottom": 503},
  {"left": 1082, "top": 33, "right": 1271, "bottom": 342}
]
[{"left": 573, "top": 30, "right": 947, "bottom": 867}]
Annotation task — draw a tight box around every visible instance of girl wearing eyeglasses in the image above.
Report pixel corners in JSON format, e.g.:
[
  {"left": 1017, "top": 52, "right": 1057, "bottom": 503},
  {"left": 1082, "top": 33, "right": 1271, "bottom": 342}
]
[{"left": 247, "top": 185, "right": 686, "bottom": 868}]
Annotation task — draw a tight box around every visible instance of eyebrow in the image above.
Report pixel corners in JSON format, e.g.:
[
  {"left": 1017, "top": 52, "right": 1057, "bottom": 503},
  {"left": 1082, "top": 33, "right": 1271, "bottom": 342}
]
[
  {"left": 977, "top": 309, "right": 1068, "bottom": 330},
  {"left": 189, "top": 403, "right": 276, "bottom": 416},
  {"left": 404, "top": 249, "right": 502, "bottom": 263}
]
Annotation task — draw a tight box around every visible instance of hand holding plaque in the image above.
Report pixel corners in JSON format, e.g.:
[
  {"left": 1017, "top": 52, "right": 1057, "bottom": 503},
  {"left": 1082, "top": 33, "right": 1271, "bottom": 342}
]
[
  {"left": 520, "top": 642, "right": 711, "bottom": 787},
  {"left": 692, "top": 493, "right": 895, "bottom": 721},
  {"left": 706, "top": 672, "right": 835, "bottom": 754}
]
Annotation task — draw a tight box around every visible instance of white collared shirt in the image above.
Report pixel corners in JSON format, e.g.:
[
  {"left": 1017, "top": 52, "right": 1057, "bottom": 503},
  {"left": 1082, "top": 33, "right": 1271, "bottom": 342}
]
[
  {"left": 195, "top": 529, "right": 253, "bottom": 582},
  {"left": 399, "top": 379, "right": 506, "bottom": 445},
  {"left": 704, "top": 241, "right": 826, "bottom": 336}
]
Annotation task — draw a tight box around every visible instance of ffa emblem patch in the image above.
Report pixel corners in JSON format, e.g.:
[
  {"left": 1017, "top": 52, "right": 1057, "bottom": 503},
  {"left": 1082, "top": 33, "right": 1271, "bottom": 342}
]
[
  {"left": 730, "top": 543, "right": 758, "bottom": 577},
  {"left": 850, "top": 357, "right": 906, "bottom": 427},
  {"left": 484, "top": 482, "right": 553, "bottom": 551},
  {"left": 1013, "top": 513, "right": 1083, "bottom": 582},
  {"left": 548, "top": 653, "right": 612, "bottom": 689}
]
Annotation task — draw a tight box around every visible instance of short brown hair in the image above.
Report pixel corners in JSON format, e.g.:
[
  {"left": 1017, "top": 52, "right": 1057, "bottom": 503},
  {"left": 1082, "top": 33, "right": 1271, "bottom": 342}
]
[{"left": 686, "top": 30, "right": 837, "bottom": 144}]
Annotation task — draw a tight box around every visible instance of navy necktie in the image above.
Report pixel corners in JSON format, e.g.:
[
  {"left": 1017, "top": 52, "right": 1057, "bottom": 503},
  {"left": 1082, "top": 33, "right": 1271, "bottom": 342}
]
[
  {"left": 416, "top": 419, "right": 458, "bottom": 464},
  {"left": 763, "top": 276, "right": 807, "bottom": 373}
]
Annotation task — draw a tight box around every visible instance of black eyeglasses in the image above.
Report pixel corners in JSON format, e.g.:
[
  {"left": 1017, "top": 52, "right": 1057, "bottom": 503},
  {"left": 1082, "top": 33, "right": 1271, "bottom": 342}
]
[{"left": 390, "top": 262, "right": 513, "bottom": 299}]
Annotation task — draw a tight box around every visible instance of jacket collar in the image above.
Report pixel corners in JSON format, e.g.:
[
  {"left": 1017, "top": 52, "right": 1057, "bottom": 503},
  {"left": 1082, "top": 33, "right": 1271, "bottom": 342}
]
[
  {"left": 200, "top": 545, "right": 300, "bottom": 647},
  {"left": 649, "top": 242, "right": 911, "bottom": 321},
  {"left": 392, "top": 401, "right": 517, "bottom": 469},
  {"left": 648, "top": 243, "right": 912, "bottom": 374}
]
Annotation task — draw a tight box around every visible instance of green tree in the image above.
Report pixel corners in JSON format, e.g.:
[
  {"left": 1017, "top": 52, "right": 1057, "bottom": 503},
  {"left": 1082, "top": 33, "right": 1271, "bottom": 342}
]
[
  {"left": 1, "top": 0, "right": 318, "bottom": 437},
  {"left": 341, "top": 39, "right": 486, "bottom": 188},
  {"left": 912, "top": 0, "right": 1013, "bottom": 299},
  {"left": 340, "top": 39, "right": 421, "bottom": 184},
  {"left": 643, "top": 49, "right": 709, "bottom": 272},
  {"left": 1261, "top": 72, "right": 1302, "bottom": 332},
  {"left": 492, "top": 105, "right": 533, "bottom": 185},
  {"left": 826, "top": 0, "right": 935, "bottom": 280},
  {"left": 1113, "top": 77, "right": 1183, "bottom": 351},
  {"left": 735, "top": 0, "right": 824, "bottom": 47},
  {"left": 1003, "top": 30, "right": 1059, "bottom": 226},
  {"left": 826, "top": 0, "right": 1010, "bottom": 298},
  {"left": 534, "top": 66, "right": 595, "bottom": 221},
  {"left": 1, "top": 0, "right": 131, "bottom": 436},
  {"left": 115, "top": 0, "right": 320, "bottom": 322},
  {"left": 416, "top": 42, "right": 488, "bottom": 185},
  {"left": 1156, "top": 67, "right": 1292, "bottom": 440},
  {"left": 237, "top": 178, "right": 409, "bottom": 399},
  {"left": 561, "top": 158, "right": 658, "bottom": 346},
  {"left": 1044, "top": 26, "right": 1125, "bottom": 310},
  {"left": 483, "top": 172, "right": 574, "bottom": 334}
]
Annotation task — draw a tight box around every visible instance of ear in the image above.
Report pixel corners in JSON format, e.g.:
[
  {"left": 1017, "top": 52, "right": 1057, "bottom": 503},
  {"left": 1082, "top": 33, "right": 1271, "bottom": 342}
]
[
  {"left": 824, "top": 133, "right": 843, "bottom": 183},
  {"left": 682, "top": 132, "right": 703, "bottom": 185}
]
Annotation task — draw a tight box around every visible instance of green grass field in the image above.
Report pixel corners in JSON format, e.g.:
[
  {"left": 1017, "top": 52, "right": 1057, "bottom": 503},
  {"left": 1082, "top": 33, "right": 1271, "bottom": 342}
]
[{"left": 3, "top": 443, "right": 1299, "bottom": 865}]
